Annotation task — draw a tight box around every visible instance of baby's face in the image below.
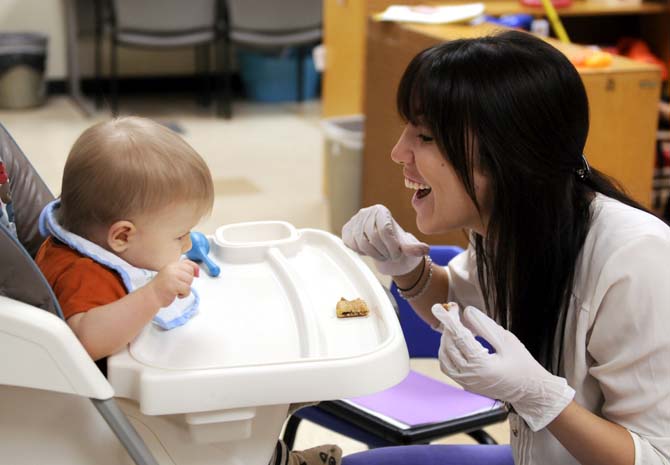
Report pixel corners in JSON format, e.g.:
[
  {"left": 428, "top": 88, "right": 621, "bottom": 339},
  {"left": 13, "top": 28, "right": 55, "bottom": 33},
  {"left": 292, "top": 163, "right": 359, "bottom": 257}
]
[{"left": 122, "top": 202, "right": 201, "bottom": 271}]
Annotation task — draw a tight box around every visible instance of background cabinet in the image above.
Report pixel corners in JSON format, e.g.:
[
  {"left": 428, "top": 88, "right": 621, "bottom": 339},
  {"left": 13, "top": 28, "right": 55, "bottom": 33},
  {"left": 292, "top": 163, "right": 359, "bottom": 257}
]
[
  {"left": 322, "top": 0, "right": 669, "bottom": 117},
  {"left": 322, "top": 0, "right": 667, "bottom": 247},
  {"left": 361, "top": 21, "right": 661, "bottom": 247}
]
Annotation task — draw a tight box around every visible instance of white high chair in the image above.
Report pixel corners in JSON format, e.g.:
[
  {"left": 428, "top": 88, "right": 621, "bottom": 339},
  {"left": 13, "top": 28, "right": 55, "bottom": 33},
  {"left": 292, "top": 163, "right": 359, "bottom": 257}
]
[{"left": 0, "top": 124, "right": 410, "bottom": 465}]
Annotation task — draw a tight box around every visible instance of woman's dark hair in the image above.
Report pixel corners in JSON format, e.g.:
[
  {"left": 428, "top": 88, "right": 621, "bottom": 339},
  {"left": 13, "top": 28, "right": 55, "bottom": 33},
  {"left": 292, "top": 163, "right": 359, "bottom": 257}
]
[{"left": 397, "top": 30, "right": 647, "bottom": 372}]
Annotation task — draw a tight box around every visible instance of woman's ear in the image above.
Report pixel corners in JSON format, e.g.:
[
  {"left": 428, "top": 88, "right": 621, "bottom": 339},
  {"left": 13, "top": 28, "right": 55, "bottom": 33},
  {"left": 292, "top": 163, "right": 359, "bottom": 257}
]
[{"left": 107, "top": 220, "right": 136, "bottom": 253}]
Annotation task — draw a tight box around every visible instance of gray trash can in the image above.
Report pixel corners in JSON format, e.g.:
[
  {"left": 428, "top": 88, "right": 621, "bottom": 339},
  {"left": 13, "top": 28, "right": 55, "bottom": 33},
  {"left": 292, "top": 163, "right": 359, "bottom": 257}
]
[
  {"left": 0, "top": 33, "right": 48, "bottom": 109},
  {"left": 322, "top": 115, "right": 364, "bottom": 234}
]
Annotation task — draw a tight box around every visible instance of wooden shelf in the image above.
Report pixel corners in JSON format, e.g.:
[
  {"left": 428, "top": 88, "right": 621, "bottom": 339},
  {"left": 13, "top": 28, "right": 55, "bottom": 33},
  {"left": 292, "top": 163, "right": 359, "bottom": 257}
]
[
  {"left": 383, "top": 0, "right": 670, "bottom": 17},
  {"left": 404, "top": 22, "right": 662, "bottom": 73},
  {"left": 478, "top": 0, "right": 669, "bottom": 16},
  {"left": 322, "top": 0, "right": 670, "bottom": 117},
  {"left": 360, "top": 20, "right": 661, "bottom": 246}
]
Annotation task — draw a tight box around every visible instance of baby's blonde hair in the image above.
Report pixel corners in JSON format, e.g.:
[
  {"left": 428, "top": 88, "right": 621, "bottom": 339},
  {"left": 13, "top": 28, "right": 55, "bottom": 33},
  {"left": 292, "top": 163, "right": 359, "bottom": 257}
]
[{"left": 60, "top": 117, "right": 214, "bottom": 236}]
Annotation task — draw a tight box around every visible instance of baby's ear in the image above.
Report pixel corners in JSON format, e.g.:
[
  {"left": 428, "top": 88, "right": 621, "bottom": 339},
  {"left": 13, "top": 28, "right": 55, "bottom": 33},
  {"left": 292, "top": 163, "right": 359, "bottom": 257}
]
[{"left": 107, "top": 220, "right": 136, "bottom": 253}]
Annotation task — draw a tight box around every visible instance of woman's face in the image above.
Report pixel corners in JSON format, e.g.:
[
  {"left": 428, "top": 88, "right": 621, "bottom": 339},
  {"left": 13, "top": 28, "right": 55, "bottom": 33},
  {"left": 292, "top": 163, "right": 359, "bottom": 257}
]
[{"left": 390, "top": 123, "right": 491, "bottom": 235}]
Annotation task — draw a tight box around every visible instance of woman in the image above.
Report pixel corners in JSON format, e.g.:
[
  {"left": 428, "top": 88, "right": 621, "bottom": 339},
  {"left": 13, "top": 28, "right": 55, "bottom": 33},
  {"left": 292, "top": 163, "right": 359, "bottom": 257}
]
[{"left": 341, "top": 31, "right": 670, "bottom": 465}]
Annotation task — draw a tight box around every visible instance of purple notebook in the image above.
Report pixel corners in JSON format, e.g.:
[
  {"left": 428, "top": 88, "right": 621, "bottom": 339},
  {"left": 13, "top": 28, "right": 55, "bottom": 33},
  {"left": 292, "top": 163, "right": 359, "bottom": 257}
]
[{"left": 347, "top": 370, "right": 499, "bottom": 427}]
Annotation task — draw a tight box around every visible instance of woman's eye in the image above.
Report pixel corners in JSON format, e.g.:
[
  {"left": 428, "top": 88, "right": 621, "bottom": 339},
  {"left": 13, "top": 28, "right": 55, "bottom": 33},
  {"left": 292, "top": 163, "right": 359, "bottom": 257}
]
[{"left": 418, "top": 134, "right": 434, "bottom": 143}]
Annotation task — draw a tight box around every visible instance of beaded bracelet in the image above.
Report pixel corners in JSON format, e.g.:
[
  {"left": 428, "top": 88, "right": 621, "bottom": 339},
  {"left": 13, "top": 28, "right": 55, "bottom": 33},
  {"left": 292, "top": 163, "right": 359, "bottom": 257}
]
[
  {"left": 397, "top": 256, "right": 433, "bottom": 301},
  {"left": 396, "top": 256, "right": 426, "bottom": 292}
]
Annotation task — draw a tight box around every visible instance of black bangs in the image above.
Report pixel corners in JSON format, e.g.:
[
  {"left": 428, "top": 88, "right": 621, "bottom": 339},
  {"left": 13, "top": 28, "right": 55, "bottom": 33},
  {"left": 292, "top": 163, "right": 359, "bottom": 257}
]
[
  {"left": 397, "top": 47, "right": 431, "bottom": 127},
  {"left": 396, "top": 40, "right": 480, "bottom": 201},
  {"left": 397, "top": 44, "right": 460, "bottom": 132}
]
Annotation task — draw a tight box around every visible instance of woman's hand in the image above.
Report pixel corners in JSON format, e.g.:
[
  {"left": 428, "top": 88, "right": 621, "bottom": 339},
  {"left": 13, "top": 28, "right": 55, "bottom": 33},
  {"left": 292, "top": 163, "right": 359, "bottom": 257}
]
[
  {"left": 431, "top": 303, "right": 575, "bottom": 431},
  {"left": 342, "top": 204, "right": 429, "bottom": 276}
]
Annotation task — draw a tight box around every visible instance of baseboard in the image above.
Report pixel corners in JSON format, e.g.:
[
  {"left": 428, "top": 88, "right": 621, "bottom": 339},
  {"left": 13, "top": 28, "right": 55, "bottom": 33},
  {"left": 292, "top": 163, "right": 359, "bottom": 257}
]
[{"left": 47, "top": 74, "right": 244, "bottom": 96}]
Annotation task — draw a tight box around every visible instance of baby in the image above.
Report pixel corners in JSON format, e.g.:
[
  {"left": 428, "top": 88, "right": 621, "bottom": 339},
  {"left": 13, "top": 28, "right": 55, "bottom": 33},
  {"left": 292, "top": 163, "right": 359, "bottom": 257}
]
[{"left": 35, "top": 116, "right": 340, "bottom": 465}]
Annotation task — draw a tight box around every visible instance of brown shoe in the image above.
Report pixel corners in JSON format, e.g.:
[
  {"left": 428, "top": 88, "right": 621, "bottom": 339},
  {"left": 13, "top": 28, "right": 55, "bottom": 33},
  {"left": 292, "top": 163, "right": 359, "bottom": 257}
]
[{"left": 288, "top": 444, "right": 342, "bottom": 465}]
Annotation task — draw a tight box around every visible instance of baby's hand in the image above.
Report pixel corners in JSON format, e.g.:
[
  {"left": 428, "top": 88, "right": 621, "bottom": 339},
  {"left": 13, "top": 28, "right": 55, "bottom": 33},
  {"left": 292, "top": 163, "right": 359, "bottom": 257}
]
[{"left": 148, "top": 260, "right": 199, "bottom": 308}]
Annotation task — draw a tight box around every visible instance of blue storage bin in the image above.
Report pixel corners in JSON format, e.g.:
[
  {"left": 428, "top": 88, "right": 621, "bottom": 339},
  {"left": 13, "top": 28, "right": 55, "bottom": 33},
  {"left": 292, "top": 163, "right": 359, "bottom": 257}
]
[{"left": 238, "top": 48, "right": 320, "bottom": 102}]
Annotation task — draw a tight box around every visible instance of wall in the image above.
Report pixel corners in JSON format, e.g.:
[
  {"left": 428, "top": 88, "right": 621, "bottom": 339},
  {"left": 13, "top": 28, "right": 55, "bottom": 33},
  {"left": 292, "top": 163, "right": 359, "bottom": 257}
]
[{"left": 0, "top": 0, "right": 199, "bottom": 81}]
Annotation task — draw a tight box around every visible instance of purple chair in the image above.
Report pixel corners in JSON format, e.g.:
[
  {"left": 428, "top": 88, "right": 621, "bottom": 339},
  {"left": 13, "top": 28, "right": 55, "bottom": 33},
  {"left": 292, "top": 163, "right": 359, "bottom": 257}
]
[
  {"left": 342, "top": 444, "right": 514, "bottom": 465},
  {"left": 283, "top": 246, "right": 508, "bottom": 449}
]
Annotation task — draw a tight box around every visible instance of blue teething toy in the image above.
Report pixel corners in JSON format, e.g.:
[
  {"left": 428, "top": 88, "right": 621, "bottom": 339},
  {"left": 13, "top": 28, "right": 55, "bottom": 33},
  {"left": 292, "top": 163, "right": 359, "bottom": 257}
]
[{"left": 186, "top": 231, "right": 221, "bottom": 277}]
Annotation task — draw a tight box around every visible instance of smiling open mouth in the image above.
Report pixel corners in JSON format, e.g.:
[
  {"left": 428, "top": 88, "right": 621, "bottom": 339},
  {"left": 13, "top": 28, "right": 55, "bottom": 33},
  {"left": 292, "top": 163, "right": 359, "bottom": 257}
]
[{"left": 405, "top": 178, "right": 432, "bottom": 199}]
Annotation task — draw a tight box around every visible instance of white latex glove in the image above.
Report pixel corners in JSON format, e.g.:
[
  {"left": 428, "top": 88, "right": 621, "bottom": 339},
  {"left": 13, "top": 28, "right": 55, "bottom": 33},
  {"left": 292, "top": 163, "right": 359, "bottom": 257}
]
[
  {"left": 431, "top": 303, "right": 575, "bottom": 432},
  {"left": 341, "top": 204, "right": 430, "bottom": 276}
]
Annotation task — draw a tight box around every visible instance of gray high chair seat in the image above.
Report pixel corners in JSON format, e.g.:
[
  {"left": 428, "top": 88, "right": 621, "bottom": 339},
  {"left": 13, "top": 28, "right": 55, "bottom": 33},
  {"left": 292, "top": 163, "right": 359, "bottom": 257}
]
[
  {"left": 0, "top": 124, "right": 58, "bottom": 313},
  {"left": 0, "top": 123, "right": 160, "bottom": 465}
]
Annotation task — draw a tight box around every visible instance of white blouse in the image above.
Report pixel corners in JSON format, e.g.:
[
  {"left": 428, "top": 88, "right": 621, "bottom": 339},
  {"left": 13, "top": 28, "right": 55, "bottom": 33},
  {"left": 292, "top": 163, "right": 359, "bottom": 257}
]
[{"left": 445, "top": 194, "right": 670, "bottom": 465}]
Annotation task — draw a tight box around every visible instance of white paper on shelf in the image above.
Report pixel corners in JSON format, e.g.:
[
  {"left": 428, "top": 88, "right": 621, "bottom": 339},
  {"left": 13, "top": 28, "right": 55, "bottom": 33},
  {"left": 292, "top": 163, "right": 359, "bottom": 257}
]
[{"left": 375, "top": 3, "right": 485, "bottom": 25}]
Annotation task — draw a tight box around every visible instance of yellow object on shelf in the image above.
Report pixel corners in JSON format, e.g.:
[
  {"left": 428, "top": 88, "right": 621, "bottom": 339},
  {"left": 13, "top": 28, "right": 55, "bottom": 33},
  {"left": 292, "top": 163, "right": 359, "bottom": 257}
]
[
  {"left": 584, "top": 51, "right": 614, "bottom": 67},
  {"left": 538, "top": 0, "right": 571, "bottom": 43},
  {"left": 570, "top": 49, "right": 614, "bottom": 68}
]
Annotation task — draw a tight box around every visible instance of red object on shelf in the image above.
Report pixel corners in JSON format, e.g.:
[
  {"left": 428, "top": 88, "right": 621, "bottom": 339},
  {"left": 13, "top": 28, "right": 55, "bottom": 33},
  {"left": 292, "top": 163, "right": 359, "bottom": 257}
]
[
  {"left": 617, "top": 37, "right": 668, "bottom": 80},
  {"left": 519, "top": 0, "right": 573, "bottom": 8}
]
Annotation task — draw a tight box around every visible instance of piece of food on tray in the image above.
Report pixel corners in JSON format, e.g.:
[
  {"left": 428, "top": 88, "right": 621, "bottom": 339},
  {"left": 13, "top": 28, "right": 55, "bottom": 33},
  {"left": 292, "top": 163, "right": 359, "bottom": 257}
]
[{"left": 336, "top": 297, "right": 370, "bottom": 318}]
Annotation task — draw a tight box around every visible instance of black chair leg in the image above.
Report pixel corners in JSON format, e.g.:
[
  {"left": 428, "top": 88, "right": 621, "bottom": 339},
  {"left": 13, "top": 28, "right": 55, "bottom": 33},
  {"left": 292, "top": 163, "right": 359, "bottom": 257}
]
[
  {"left": 195, "top": 44, "right": 211, "bottom": 107},
  {"left": 110, "top": 39, "right": 119, "bottom": 116},
  {"left": 296, "top": 47, "right": 304, "bottom": 103},
  {"left": 216, "top": 35, "right": 232, "bottom": 118},
  {"left": 94, "top": 0, "right": 103, "bottom": 110},
  {"left": 467, "top": 429, "right": 498, "bottom": 445},
  {"left": 282, "top": 415, "right": 302, "bottom": 451},
  {"left": 204, "top": 43, "right": 212, "bottom": 107}
]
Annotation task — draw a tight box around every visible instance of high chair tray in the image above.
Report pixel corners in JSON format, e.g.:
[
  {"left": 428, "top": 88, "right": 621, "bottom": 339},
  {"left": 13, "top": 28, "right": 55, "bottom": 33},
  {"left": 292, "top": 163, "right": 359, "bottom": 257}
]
[{"left": 109, "top": 222, "right": 409, "bottom": 416}]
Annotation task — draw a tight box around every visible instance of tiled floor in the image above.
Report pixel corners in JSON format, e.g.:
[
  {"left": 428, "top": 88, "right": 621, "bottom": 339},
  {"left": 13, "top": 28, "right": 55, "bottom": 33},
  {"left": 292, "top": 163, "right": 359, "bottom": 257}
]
[
  {"left": 0, "top": 94, "right": 509, "bottom": 456},
  {"left": 0, "top": 95, "right": 329, "bottom": 237}
]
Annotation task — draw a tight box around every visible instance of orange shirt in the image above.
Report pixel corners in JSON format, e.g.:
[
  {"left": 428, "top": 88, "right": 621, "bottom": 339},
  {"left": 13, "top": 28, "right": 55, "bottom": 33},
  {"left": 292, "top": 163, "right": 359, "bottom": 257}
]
[{"left": 35, "top": 237, "right": 127, "bottom": 320}]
